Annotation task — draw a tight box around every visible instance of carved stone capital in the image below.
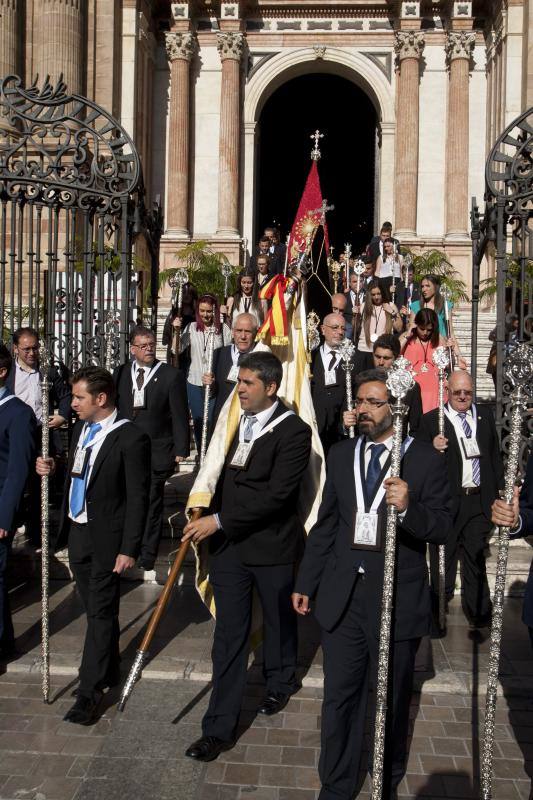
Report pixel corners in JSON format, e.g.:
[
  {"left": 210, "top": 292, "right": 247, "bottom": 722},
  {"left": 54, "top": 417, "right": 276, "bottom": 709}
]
[
  {"left": 445, "top": 31, "right": 475, "bottom": 63},
  {"left": 165, "top": 31, "right": 197, "bottom": 62},
  {"left": 217, "top": 32, "right": 245, "bottom": 62},
  {"left": 394, "top": 31, "right": 425, "bottom": 62}
]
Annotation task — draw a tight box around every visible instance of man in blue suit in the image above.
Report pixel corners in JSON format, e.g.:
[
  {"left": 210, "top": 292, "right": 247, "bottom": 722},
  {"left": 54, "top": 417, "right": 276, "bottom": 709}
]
[
  {"left": 0, "top": 344, "right": 37, "bottom": 657},
  {"left": 491, "top": 454, "right": 533, "bottom": 646}
]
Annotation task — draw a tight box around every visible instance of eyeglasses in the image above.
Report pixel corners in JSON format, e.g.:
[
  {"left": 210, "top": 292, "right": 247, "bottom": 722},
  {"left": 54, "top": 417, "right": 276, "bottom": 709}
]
[
  {"left": 450, "top": 390, "right": 473, "bottom": 397},
  {"left": 132, "top": 343, "right": 155, "bottom": 351},
  {"left": 354, "top": 398, "right": 388, "bottom": 408},
  {"left": 19, "top": 345, "right": 39, "bottom": 352},
  {"left": 324, "top": 324, "right": 346, "bottom": 331}
]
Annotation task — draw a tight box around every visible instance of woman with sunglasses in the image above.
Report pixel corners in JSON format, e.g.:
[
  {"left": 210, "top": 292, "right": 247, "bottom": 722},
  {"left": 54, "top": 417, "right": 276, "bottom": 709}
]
[{"left": 174, "top": 294, "right": 231, "bottom": 450}]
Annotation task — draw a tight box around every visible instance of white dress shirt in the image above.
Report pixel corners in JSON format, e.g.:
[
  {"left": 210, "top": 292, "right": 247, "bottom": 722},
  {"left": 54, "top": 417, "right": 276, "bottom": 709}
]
[
  {"left": 238, "top": 400, "right": 279, "bottom": 443},
  {"left": 68, "top": 409, "right": 119, "bottom": 523},
  {"left": 320, "top": 344, "right": 341, "bottom": 375},
  {"left": 362, "top": 435, "right": 407, "bottom": 521},
  {"left": 446, "top": 405, "right": 477, "bottom": 488},
  {"left": 14, "top": 360, "right": 42, "bottom": 422}
]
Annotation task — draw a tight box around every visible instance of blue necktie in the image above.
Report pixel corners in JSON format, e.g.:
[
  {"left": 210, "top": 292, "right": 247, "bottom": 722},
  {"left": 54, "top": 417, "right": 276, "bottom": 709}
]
[
  {"left": 366, "top": 443, "right": 386, "bottom": 501},
  {"left": 458, "top": 412, "right": 480, "bottom": 486},
  {"left": 70, "top": 423, "right": 102, "bottom": 518}
]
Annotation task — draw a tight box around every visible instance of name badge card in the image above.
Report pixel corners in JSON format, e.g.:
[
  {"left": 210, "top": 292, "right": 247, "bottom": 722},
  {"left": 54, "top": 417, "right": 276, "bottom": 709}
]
[
  {"left": 461, "top": 438, "right": 481, "bottom": 459},
  {"left": 71, "top": 448, "right": 90, "bottom": 478},
  {"left": 133, "top": 388, "right": 145, "bottom": 409},
  {"left": 352, "top": 511, "right": 382, "bottom": 551},
  {"left": 230, "top": 441, "right": 253, "bottom": 469},
  {"left": 227, "top": 364, "right": 239, "bottom": 383},
  {"left": 325, "top": 369, "right": 338, "bottom": 386}
]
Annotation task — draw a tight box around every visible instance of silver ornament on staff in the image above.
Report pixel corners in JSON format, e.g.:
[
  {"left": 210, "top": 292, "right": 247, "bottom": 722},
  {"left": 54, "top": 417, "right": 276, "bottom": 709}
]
[
  {"left": 402, "top": 254, "right": 413, "bottom": 318},
  {"left": 221, "top": 262, "right": 233, "bottom": 303},
  {"left": 440, "top": 282, "right": 454, "bottom": 369},
  {"left": 352, "top": 258, "right": 366, "bottom": 343},
  {"left": 481, "top": 343, "right": 533, "bottom": 800},
  {"left": 371, "top": 357, "right": 415, "bottom": 800},
  {"left": 306, "top": 311, "right": 320, "bottom": 361},
  {"left": 432, "top": 345, "right": 451, "bottom": 632},
  {"left": 169, "top": 267, "right": 189, "bottom": 367},
  {"left": 200, "top": 329, "right": 216, "bottom": 464},
  {"left": 39, "top": 342, "right": 51, "bottom": 703},
  {"left": 338, "top": 338, "right": 356, "bottom": 439},
  {"left": 104, "top": 308, "right": 118, "bottom": 371}
]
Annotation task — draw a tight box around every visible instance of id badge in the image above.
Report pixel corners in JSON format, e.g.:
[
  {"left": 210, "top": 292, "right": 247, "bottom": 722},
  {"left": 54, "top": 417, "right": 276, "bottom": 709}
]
[
  {"left": 71, "top": 448, "right": 90, "bottom": 478},
  {"left": 230, "top": 441, "right": 253, "bottom": 469},
  {"left": 133, "top": 388, "right": 145, "bottom": 409},
  {"left": 461, "top": 438, "right": 481, "bottom": 459},
  {"left": 325, "top": 369, "right": 337, "bottom": 386},
  {"left": 352, "top": 511, "right": 381, "bottom": 551},
  {"left": 227, "top": 364, "right": 239, "bottom": 383}
]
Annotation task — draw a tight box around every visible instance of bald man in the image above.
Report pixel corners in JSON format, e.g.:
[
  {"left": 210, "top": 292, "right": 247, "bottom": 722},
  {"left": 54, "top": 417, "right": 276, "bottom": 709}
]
[
  {"left": 310, "top": 313, "right": 353, "bottom": 457},
  {"left": 331, "top": 294, "right": 351, "bottom": 340},
  {"left": 416, "top": 371, "right": 504, "bottom": 628}
]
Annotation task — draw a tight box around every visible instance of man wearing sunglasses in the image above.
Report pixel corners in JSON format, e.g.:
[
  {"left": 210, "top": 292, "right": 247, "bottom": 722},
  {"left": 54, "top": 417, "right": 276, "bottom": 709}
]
[{"left": 416, "top": 370, "right": 504, "bottom": 628}]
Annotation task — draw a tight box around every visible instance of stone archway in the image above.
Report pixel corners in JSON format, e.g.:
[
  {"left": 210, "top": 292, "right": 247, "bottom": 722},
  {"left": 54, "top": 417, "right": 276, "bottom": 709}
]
[{"left": 242, "top": 46, "right": 396, "bottom": 248}]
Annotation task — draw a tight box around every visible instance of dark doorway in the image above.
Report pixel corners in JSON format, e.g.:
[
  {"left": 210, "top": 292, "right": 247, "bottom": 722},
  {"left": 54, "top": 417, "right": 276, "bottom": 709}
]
[{"left": 256, "top": 72, "right": 377, "bottom": 258}]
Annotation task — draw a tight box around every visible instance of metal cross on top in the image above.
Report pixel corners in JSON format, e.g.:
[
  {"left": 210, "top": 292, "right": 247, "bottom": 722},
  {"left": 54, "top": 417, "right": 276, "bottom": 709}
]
[
  {"left": 310, "top": 129, "right": 324, "bottom": 161},
  {"left": 312, "top": 199, "right": 335, "bottom": 225}
]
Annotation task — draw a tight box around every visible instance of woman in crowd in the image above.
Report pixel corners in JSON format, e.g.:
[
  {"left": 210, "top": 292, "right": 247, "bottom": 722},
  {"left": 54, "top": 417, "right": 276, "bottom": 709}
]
[
  {"left": 223, "top": 268, "right": 266, "bottom": 327},
  {"left": 409, "top": 274, "right": 454, "bottom": 338},
  {"left": 174, "top": 294, "right": 231, "bottom": 450},
  {"left": 357, "top": 280, "right": 403, "bottom": 369},
  {"left": 375, "top": 236, "right": 403, "bottom": 299}
]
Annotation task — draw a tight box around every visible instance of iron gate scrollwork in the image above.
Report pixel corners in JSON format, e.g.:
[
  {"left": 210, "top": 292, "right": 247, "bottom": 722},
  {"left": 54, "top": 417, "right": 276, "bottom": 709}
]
[
  {"left": 0, "top": 73, "right": 160, "bottom": 370},
  {"left": 471, "top": 106, "right": 533, "bottom": 466}
]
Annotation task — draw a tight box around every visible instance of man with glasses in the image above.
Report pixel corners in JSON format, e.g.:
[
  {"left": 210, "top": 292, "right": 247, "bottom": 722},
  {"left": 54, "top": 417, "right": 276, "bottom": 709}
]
[
  {"left": 9, "top": 327, "right": 71, "bottom": 546},
  {"left": 292, "top": 369, "right": 452, "bottom": 800},
  {"left": 113, "top": 325, "right": 189, "bottom": 571},
  {"left": 310, "top": 313, "right": 352, "bottom": 457},
  {"left": 416, "top": 371, "right": 504, "bottom": 628}
]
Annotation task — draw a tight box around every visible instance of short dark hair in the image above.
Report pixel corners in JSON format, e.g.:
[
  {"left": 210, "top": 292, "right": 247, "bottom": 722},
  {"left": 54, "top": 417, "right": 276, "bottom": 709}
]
[
  {"left": 373, "top": 334, "right": 400, "bottom": 358},
  {"left": 238, "top": 351, "right": 283, "bottom": 390},
  {"left": 13, "top": 327, "right": 39, "bottom": 345},
  {"left": 380, "top": 222, "right": 393, "bottom": 232},
  {"left": 0, "top": 343, "right": 13, "bottom": 378},
  {"left": 414, "top": 307, "right": 440, "bottom": 347},
  {"left": 130, "top": 325, "right": 155, "bottom": 344},
  {"left": 71, "top": 366, "right": 116, "bottom": 403},
  {"left": 258, "top": 236, "right": 271, "bottom": 245},
  {"left": 354, "top": 368, "right": 389, "bottom": 393}
]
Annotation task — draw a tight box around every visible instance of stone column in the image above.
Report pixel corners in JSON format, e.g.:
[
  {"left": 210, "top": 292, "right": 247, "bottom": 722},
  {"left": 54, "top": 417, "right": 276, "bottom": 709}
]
[
  {"left": 0, "top": 0, "right": 21, "bottom": 77},
  {"left": 165, "top": 32, "right": 196, "bottom": 236},
  {"left": 216, "top": 32, "right": 245, "bottom": 237},
  {"left": 34, "top": 0, "right": 85, "bottom": 94},
  {"left": 393, "top": 31, "right": 425, "bottom": 238},
  {"left": 445, "top": 31, "right": 475, "bottom": 238}
]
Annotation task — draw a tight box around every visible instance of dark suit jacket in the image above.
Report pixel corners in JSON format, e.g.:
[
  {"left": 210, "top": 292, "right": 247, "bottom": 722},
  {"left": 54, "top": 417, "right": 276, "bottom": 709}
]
[
  {"left": 294, "top": 436, "right": 452, "bottom": 639},
  {"left": 415, "top": 405, "right": 504, "bottom": 520},
  {"left": 210, "top": 400, "right": 312, "bottom": 566},
  {"left": 113, "top": 361, "right": 190, "bottom": 472},
  {"left": 367, "top": 235, "right": 401, "bottom": 263},
  {"left": 0, "top": 395, "right": 37, "bottom": 531},
  {"left": 512, "top": 454, "right": 533, "bottom": 627},
  {"left": 7, "top": 363, "right": 72, "bottom": 421},
  {"left": 405, "top": 383, "right": 423, "bottom": 434},
  {"left": 55, "top": 418, "right": 151, "bottom": 566},
  {"left": 310, "top": 348, "right": 351, "bottom": 451},
  {"left": 212, "top": 346, "right": 237, "bottom": 426}
]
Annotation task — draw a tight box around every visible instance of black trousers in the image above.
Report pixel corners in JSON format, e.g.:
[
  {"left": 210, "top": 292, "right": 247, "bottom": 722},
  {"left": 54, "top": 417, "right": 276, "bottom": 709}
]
[
  {"left": 202, "top": 543, "right": 298, "bottom": 741},
  {"left": 319, "top": 576, "right": 420, "bottom": 800},
  {"left": 0, "top": 535, "right": 14, "bottom": 650},
  {"left": 141, "top": 468, "right": 173, "bottom": 564},
  {"left": 68, "top": 522, "right": 121, "bottom": 699},
  {"left": 429, "top": 493, "right": 492, "bottom": 624}
]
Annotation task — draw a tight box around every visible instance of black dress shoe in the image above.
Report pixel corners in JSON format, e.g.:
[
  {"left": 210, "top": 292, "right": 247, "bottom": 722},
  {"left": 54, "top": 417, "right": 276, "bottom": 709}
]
[
  {"left": 185, "top": 735, "right": 235, "bottom": 762},
  {"left": 63, "top": 694, "right": 101, "bottom": 726},
  {"left": 137, "top": 557, "right": 155, "bottom": 571},
  {"left": 257, "top": 692, "right": 291, "bottom": 716}
]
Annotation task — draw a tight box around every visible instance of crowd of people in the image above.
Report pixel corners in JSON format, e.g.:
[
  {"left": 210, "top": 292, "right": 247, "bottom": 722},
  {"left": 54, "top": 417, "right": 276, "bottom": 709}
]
[{"left": 0, "top": 221, "right": 531, "bottom": 800}]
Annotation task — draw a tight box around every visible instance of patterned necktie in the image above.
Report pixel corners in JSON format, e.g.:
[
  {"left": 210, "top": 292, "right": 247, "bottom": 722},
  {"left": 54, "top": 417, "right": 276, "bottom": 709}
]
[
  {"left": 328, "top": 352, "right": 337, "bottom": 371},
  {"left": 458, "top": 412, "right": 480, "bottom": 486},
  {"left": 136, "top": 368, "right": 145, "bottom": 390},
  {"left": 70, "top": 422, "right": 102, "bottom": 518},
  {"left": 243, "top": 415, "right": 257, "bottom": 443},
  {"left": 366, "top": 443, "right": 387, "bottom": 500}
]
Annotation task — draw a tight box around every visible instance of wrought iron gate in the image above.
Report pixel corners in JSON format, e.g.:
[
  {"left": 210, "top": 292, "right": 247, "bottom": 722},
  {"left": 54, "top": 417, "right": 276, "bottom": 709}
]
[
  {"left": 0, "top": 74, "right": 161, "bottom": 370},
  {"left": 471, "top": 106, "right": 533, "bottom": 464}
]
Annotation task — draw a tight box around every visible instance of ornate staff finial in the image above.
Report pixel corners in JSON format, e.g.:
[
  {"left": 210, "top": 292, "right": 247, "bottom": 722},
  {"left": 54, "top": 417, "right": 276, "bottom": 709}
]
[
  {"left": 312, "top": 198, "right": 334, "bottom": 225},
  {"left": 353, "top": 257, "right": 366, "bottom": 277},
  {"left": 432, "top": 346, "right": 450, "bottom": 372},
  {"left": 387, "top": 358, "right": 415, "bottom": 401},
  {"left": 310, "top": 129, "right": 324, "bottom": 161}
]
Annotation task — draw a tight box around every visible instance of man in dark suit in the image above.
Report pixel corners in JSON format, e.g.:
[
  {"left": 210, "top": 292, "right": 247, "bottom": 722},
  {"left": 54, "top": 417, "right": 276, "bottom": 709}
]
[
  {"left": 292, "top": 368, "right": 452, "bottom": 800},
  {"left": 113, "top": 325, "right": 189, "bottom": 570},
  {"left": 37, "top": 367, "right": 150, "bottom": 724},
  {"left": 9, "top": 327, "right": 71, "bottom": 545},
  {"left": 250, "top": 236, "right": 279, "bottom": 274},
  {"left": 416, "top": 370, "right": 504, "bottom": 627},
  {"left": 0, "top": 345, "right": 36, "bottom": 658},
  {"left": 264, "top": 226, "right": 287, "bottom": 274},
  {"left": 183, "top": 352, "right": 311, "bottom": 762},
  {"left": 344, "top": 263, "right": 376, "bottom": 342},
  {"left": 310, "top": 312, "right": 350, "bottom": 456},
  {"left": 366, "top": 222, "right": 400, "bottom": 263},
  {"left": 491, "top": 453, "right": 533, "bottom": 647},
  {"left": 206, "top": 313, "right": 259, "bottom": 427}
]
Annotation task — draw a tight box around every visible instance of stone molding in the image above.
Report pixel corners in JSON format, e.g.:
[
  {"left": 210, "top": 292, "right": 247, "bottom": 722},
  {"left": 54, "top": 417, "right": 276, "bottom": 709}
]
[
  {"left": 445, "top": 31, "right": 475, "bottom": 63},
  {"left": 394, "top": 31, "right": 425, "bottom": 62},
  {"left": 165, "top": 31, "right": 197, "bottom": 62},
  {"left": 217, "top": 31, "right": 245, "bottom": 62}
]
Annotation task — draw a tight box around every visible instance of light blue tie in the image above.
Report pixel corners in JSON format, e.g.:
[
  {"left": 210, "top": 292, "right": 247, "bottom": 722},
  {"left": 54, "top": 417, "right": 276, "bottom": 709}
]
[
  {"left": 243, "top": 415, "right": 257, "bottom": 442},
  {"left": 458, "top": 412, "right": 480, "bottom": 486},
  {"left": 70, "top": 423, "right": 102, "bottom": 518}
]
